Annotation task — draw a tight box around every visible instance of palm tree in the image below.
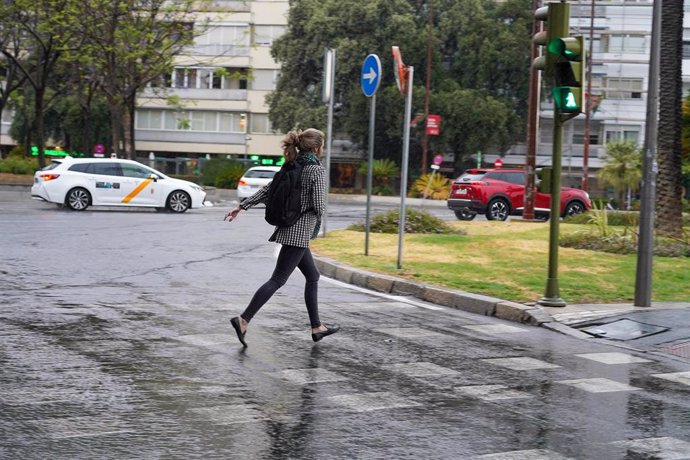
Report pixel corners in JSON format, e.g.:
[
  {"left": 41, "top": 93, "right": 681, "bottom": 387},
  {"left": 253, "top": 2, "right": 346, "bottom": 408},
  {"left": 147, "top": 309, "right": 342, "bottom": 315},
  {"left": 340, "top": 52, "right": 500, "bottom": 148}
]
[
  {"left": 598, "top": 140, "right": 642, "bottom": 209},
  {"left": 656, "top": 0, "right": 684, "bottom": 237}
]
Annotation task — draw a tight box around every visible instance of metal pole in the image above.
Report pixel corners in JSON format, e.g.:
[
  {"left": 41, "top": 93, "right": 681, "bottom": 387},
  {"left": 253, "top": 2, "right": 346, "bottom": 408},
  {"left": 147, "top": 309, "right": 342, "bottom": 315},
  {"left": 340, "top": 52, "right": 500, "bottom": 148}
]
[
  {"left": 582, "top": 0, "right": 595, "bottom": 192},
  {"left": 634, "top": 0, "right": 660, "bottom": 307},
  {"left": 322, "top": 49, "right": 335, "bottom": 237},
  {"left": 397, "top": 66, "right": 414, "bottom": 270},
  {"left": 421, "top": 0, "right": 433, "bottom": 175},
  {"left": 365, "top": 94, "right": 376, "bottom": 256},
  {"left": 538, "top": 113, "right": 566, "bottom": 307},
  {"left": 524, "top": 0, "right": 541, "bottom": 220}
]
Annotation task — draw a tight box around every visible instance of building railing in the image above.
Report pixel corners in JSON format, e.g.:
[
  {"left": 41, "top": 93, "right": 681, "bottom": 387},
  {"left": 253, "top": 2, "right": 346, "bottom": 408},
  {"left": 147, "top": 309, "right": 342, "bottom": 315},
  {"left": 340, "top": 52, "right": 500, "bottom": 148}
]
[{"left": 140, "top": 87, "right": 247, "bottom": 101}]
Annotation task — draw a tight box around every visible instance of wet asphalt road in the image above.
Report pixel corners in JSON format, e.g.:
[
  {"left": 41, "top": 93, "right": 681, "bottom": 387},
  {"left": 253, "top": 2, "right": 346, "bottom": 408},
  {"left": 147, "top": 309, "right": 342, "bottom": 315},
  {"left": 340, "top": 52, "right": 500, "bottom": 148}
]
[{"left": 1, "top": 200, "right": 690, "bottom": 460}]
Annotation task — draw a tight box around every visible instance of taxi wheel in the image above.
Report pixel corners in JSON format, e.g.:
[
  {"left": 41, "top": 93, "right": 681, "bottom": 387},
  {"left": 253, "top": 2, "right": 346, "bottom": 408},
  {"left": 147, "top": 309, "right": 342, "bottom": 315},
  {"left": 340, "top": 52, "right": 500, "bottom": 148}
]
[
  {"left": 167, "top": 191, "right": 190, "bottom": 213},
  {"left": 66, "top": 187, "right": 90, "bottom": 211}
]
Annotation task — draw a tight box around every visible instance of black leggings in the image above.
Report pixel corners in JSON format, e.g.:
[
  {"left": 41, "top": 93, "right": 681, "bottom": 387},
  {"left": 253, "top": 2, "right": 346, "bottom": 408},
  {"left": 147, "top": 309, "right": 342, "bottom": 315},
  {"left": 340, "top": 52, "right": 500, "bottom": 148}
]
[{"left": 240, "top": 245, "right": 321, "bottom": 327}]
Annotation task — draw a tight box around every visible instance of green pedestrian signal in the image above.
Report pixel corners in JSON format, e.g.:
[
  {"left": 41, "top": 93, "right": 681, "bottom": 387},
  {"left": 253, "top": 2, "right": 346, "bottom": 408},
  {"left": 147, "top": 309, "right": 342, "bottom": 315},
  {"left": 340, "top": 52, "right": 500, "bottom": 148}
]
[{"left": 548, "top": 36, "right": 585, "bottom": 114}]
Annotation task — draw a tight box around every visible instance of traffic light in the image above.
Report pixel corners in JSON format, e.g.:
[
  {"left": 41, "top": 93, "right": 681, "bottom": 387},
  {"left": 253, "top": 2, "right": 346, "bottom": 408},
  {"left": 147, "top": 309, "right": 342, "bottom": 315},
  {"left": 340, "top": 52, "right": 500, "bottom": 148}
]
[
  {"left": 532, "top": 2, "right": 586, "bottom": 117},
  {"left": 549, "top": 36, "right": 585, "bottom": 114},
  {"left": 536, "top": 167, "right": 552, "bottom": 194},
  {"left": 532, "top": 2, "right": 569, "bottom": 78}
]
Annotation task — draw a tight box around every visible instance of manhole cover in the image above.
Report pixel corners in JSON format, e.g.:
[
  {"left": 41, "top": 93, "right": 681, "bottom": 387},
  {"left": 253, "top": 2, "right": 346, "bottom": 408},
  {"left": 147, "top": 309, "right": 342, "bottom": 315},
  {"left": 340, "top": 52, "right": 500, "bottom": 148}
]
[
  {"left": 578, "top": 318, "right": 670, "bottom": 341},
  {"left": 657, "top": 341, "right": 690, "bottom": 359}
]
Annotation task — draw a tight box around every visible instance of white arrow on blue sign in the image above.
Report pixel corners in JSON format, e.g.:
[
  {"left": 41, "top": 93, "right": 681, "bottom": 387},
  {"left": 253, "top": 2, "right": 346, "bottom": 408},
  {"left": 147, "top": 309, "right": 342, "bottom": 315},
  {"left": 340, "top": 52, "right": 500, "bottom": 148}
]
[{"left": 361, "top": 54, "right": 382, "bottom": 97}]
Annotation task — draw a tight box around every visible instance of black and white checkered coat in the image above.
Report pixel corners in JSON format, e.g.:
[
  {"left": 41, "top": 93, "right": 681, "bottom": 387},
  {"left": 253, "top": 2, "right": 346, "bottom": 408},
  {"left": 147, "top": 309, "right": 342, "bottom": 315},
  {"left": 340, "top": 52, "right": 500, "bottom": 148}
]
[{"left": 239, "top": 163, "right": 326, "bottom": 248}]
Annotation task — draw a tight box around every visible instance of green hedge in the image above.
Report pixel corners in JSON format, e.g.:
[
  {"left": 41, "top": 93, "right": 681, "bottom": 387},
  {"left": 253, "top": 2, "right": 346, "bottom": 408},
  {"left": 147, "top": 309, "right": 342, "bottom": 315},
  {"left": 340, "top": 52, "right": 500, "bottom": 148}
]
[
  {"left": 0, "top": 156, "right": 39, "bottom": 175},
  {"left": 348, "top": 209, "right": 464, "bottom": 235}
]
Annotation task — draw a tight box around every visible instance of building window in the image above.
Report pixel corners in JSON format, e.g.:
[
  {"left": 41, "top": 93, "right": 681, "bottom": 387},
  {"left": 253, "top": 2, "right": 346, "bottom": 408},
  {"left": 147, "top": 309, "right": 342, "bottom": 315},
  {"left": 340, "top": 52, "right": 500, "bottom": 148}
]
[
  {"left": 250, "top": 113, "right": 276, "bottom": 134},
  {"left": 683, "top": 41, "right": 690, "bottom": 59},
  {"left": 601, "top": 34, "right": 646, "bottom": 53},
  {"left": 603, "top": 77, "right": 643, "bottom": 99},
  {"left": 251, "top": 69, "right": 279, "bottom": 90},
  {"left": 572, "top": 132, "right": 600, "bottom": 145},
  {"left": 136, "top": 109, "right": 245, "bottom": 133},
  {"left": 168, "top": 66, "right": 247, "bottom": 89},
  {"left": 605, "top": 130, "right": 639, "bottom": 144},
  {"left": 197, "top": 24, "right": 249, "bottom": 46},
  {"left": 253, "top": 25, "right": 285, "bottom": 46}
]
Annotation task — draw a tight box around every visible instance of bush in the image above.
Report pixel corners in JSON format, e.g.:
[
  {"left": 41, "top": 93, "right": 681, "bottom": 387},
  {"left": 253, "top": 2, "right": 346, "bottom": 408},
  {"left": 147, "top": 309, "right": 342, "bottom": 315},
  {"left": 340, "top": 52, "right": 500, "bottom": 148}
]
[
  {"left": 201, "top": 158, "right": 245, "bottom": 188},
  {"left": 560, "top": 232, "right": 689, "bottom": 257},
  {"left": 564, "top": 210, "right": 690, "bottom": 227},
  {"left": 348, "top": 209, "right": 464, "bottom": 235},
  {"left": 0, "top": 156, "right": 39, "bottom": 175}
]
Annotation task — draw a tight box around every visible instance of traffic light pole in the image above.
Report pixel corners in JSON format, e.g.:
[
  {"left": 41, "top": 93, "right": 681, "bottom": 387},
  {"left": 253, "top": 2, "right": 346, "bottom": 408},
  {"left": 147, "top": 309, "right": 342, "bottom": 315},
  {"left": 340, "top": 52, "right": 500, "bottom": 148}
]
[{"left": 538, "top": 112, "right": 566, "bottom": 307}]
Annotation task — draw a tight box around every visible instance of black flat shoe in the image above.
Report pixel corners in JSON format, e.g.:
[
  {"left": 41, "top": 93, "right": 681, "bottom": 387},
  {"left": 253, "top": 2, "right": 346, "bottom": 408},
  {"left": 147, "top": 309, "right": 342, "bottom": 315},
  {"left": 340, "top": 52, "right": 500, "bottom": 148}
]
[
  {"left": 312, "top": 324, "right": 340, "bottom": 342},
  {"left": 230, "top": 316, "right": 247, "bottom": 348}
]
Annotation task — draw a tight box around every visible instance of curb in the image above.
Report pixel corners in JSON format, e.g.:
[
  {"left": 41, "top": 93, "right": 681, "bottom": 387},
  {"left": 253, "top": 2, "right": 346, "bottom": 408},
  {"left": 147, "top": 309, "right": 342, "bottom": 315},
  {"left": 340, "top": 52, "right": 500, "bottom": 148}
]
[{"left": 313, "top": 255, "right": 555, "bottom": 327}]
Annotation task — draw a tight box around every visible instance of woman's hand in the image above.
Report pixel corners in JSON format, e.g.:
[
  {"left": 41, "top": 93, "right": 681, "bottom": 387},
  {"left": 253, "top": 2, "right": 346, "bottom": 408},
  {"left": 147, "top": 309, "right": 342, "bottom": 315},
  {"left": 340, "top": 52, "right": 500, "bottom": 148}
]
[{"left": 224, "top": 207, "right": 242, "bottom": 222}]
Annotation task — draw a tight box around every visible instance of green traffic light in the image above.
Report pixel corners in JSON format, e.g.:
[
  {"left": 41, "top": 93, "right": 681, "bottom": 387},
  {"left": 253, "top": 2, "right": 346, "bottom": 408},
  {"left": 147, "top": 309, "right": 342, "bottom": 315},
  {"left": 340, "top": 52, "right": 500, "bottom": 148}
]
[{"left": 552, "top": 87, "right": 581, "bottom": 113}]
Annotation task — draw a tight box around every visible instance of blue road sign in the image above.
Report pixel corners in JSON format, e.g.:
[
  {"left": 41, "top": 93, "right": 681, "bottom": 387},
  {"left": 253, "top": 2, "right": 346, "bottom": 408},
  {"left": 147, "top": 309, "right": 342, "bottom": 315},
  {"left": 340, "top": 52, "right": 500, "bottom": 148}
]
[{"left": 361, "top": 54, "right": 382, "bottom": 97}]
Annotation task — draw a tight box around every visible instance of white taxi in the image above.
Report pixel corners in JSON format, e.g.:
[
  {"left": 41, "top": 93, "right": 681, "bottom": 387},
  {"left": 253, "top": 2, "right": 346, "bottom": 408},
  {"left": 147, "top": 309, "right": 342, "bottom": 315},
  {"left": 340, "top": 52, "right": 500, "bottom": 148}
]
[{"left": 31, "top": 157, "right": 206, "bottom": 213}]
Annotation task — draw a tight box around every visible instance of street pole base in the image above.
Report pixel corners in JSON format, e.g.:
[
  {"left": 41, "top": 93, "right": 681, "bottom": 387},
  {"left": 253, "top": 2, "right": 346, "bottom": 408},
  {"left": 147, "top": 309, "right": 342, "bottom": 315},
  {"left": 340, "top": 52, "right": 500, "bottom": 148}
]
[
  {"left": 537, "top": 296, "right": 567, "bottom": 307},
  {"left": 538, "top": 277, "right": 566, "bottom": 307}
]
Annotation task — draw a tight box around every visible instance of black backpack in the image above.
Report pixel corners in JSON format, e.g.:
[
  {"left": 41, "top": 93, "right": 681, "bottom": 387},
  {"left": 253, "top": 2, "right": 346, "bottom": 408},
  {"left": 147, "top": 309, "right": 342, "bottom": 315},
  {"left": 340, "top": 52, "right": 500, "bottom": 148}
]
[{"left": 264, "top": 160, "right": 304, "bottom": 227}]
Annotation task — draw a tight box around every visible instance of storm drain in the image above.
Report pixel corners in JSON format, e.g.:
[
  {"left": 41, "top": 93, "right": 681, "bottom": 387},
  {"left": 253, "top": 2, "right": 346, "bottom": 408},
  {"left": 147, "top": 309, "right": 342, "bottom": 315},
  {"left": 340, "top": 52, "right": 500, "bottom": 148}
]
[
  {"left": 657, "top": 341, "right": 690, "bottom": 359},
  {"left": 577, "top": 318, "right": 670, "bottom": 341}
]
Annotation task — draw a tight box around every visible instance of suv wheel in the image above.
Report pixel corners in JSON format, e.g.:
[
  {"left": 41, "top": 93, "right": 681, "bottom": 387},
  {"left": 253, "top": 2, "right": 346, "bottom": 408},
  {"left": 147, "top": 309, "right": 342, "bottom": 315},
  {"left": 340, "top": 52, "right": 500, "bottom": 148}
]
[
  {"left": 454, "top": 209, "right": 477, "bottom": 221},
  {"left": 486, "top": 198, "right": 510, "bottom": 221},
  {"left": 564, "top": 201, "right": 585, "bottom": 217}
]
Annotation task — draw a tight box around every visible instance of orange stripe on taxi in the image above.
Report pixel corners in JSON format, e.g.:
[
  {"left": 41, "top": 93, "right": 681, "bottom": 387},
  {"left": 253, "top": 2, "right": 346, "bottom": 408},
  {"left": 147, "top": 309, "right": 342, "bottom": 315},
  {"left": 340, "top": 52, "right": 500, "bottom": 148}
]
[{"left": 121, "top": 178, "right": 153, "bottom": 203}]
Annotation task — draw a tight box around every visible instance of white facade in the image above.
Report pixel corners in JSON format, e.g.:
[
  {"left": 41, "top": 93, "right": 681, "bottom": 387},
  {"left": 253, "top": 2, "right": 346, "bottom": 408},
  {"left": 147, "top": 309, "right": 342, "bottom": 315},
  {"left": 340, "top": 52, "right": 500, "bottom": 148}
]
[
  {"left": 134, "top": 0, "right": 289, "bottom": 163},
  {"left": 493, "top": 0, "right": 690, "bottom": 189}
]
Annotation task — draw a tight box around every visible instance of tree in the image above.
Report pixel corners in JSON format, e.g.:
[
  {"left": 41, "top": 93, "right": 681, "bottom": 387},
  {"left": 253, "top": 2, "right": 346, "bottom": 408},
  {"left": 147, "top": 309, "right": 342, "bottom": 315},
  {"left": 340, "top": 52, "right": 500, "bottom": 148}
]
[
  {"left": 0, "top": 0, "right": 81, "bottom": 167},
  {"left": 656, "top": 0, "right": 684, "bottom": 237},
  {"left": 74, "top": 0, "right": 205, "bottom": 159},
  {"left": 269, "top": 0, "right": 531, "bottom": 175},
  {"left": 598, "top": 140, "right": 642, "bottom": 210}
]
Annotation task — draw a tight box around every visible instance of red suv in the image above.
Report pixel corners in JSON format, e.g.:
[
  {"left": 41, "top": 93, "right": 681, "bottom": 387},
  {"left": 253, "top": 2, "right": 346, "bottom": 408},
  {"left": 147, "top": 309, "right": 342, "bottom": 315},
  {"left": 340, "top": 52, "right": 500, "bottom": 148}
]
[{"left": 447, "top": 168, "right": 591, "bottom": 221}]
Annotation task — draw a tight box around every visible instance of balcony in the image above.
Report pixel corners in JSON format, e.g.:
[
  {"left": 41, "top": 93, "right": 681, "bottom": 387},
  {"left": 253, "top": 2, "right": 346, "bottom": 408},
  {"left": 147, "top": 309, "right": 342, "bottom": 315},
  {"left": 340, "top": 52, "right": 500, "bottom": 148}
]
[
  {"left": 140, "top": 87, "right": 247, "bottom": 101},
  {"left": 186, "top": 44, "right": 250, "bottom": 57},
  {"left": 135, "top": 130, "right": 246, "bottom": 145}
]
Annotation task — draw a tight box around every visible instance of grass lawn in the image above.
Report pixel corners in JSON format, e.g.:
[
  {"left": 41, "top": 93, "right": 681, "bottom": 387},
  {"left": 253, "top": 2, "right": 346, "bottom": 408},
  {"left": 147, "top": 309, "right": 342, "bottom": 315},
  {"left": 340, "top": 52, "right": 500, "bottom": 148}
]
[{"left": 311, "top": 221, "right": 690, "bottom": 304}]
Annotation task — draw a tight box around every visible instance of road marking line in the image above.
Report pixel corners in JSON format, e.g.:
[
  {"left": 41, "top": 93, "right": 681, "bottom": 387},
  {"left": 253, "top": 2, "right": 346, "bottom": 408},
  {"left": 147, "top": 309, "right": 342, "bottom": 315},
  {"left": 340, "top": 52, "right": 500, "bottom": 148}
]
[{"left": 121, "top": 178, "right": 153, "bottom": 203}]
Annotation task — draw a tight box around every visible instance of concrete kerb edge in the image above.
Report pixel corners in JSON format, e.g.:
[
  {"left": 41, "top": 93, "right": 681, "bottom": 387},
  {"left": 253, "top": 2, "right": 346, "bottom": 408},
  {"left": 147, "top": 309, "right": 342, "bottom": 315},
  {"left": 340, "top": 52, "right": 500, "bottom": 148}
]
[{"left": 313, "top": 255, "right": 556, "bottom": 326}]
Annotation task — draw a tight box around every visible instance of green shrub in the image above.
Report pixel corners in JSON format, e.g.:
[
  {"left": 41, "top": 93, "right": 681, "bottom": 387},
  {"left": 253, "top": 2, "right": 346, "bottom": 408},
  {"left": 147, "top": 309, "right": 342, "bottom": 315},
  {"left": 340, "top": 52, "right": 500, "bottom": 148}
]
[
  {"left": 565, "top": 210, "right": 689, "bottom": 227},
  {"left": 560, "top": 232, "right": 689, "bottom": 257},
  {"left": 0, "top": 156, "right": 39, "bottom": 175},
  {"left": 348, "top": 209, "right": 464, "bottom": 235},
  {"left": 201, "top": 158, "right": 245, "bottom": 188}
]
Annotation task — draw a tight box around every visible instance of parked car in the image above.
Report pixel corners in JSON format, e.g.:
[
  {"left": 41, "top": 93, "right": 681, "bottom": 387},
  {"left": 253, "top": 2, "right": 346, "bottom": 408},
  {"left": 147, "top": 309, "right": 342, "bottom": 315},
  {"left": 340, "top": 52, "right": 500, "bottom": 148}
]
[
  {"left": 237, "top": 166, "right": 280, "bottom": 201},
  {"left": 31, "top": 157, "right": 206, "bottom": 213},
  {"left": 447, "top": 168, "right": 591, "bottom": 221}
]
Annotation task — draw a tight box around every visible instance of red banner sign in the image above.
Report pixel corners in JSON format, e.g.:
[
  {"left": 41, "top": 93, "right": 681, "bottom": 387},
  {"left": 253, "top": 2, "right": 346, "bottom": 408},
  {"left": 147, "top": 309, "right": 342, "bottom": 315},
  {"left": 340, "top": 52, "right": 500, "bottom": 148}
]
[{"left": 426, "top": 114, "right": 441, "bottom": 136}]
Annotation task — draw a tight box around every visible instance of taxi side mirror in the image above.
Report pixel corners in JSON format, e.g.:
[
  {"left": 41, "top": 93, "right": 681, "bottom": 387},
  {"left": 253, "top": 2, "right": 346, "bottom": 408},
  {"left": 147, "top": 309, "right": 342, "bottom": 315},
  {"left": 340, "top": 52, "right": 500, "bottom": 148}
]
[{"left": 149, "top": 174, "right": 159, "bottom": 182}]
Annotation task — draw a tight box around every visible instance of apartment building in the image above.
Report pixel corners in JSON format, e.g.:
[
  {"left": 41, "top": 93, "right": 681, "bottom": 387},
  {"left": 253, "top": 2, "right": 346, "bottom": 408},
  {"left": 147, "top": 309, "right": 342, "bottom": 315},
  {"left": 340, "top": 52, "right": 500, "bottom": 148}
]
[
  {"left": 134, "top": 0, "right": 289, "bottom": 170},
  {"left": 488, "top": 0, "right": 690, "bottom": 190}
]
